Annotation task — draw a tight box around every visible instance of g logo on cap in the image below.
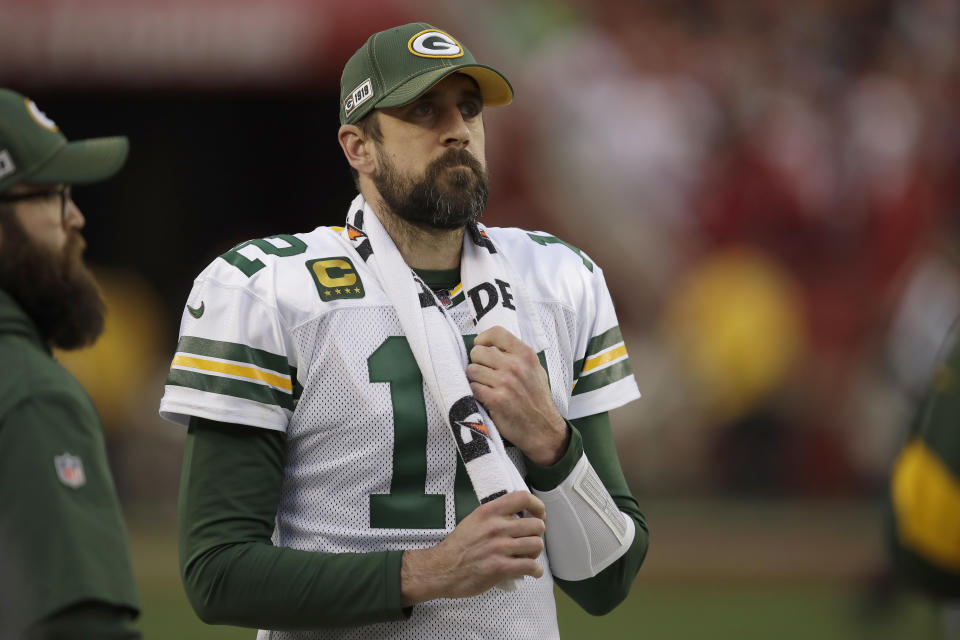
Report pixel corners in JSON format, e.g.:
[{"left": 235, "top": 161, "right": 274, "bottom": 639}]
[
  {"left": 408, "top": 30, "right": 464, "bottom": 59},
  {"left": 26, "top": 99, "right": 58, "bottom": 132}
]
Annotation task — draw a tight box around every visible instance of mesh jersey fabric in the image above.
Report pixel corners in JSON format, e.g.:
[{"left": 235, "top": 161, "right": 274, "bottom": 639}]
[{"left": 160, "top": 224, "right": 641, "bottom": 639}]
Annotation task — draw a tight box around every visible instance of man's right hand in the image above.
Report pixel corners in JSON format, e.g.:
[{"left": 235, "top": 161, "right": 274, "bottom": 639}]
[{"left": 399, "top": 491, "right": 546, "bottom": 606}]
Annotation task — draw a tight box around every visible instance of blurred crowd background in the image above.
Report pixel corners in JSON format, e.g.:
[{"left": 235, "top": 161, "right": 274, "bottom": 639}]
[{"left": 3, "top": 0, "right": 958, "bottom": 636}]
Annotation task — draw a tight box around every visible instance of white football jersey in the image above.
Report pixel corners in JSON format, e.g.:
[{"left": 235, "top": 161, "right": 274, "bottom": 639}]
[{"left": 160, "top": 224, "right": 641, "bottom": 640}]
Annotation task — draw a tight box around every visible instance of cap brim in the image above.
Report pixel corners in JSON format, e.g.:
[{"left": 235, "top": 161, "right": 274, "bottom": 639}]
[
  {"left": 377, "top": 64, "right": 514, "bottom": 110},
  {"left": 25, "top": 136, "right": 129, "bottom": 186}
]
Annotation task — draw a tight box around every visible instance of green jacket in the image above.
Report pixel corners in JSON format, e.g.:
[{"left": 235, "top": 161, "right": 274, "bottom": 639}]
[
  {"left": 0, "top": 290, "right": 141, "bottom": 638},
  {"left": 889, "top": 319, "right": 960, "bottom": 599}
]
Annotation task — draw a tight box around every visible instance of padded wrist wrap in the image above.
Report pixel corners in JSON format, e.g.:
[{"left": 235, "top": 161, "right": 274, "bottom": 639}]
[{"left": 533, "top": 454, "right": 634, "bottom": 580}]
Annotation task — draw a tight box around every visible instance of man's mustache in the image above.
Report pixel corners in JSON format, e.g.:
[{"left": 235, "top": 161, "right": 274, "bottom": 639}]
[
  {"left": 428, "top": 148, "right": 485, "bottom": 177},
  {"left": 60, "top": 231, "right": 87, "bottom": 274}
]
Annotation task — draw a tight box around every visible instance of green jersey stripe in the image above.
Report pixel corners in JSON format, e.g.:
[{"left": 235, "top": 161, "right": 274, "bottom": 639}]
[
  {"left": 176, "top": 336, "right": 289, "bottom": 375},
  {"left": 167, "top": 368, "right": 295, "bottom": 411},
  {"left": 290, "top": 366, "right": 304, "bottom": 401},
  {"left": 574, "top": 326, "right": 624, "bottom": 377},
  {"left": 572, "top": 359, "right": 634, "bottom": 396},
  {"left": 586, "top": 326, "right": 624, "bottom": 358}
]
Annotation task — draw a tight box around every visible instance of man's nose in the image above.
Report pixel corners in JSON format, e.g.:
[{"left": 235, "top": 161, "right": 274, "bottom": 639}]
[
  {"left": 441, "top": 107, "right": 471, "bottom": 148},
  {"left": 63, "top": 198, "right": 85, "bottom": 230}
]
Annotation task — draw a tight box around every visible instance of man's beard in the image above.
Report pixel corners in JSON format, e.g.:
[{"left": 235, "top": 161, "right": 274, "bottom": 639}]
[
  {"left": 373, "top": 147, "right": 489, "bottom": 230},
  {"left": 0, "top": 210, "right": 105, "bottom": 350}
]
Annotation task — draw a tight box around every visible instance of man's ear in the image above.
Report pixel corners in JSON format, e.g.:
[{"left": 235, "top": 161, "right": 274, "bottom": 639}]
[{"left": 338, "top": 125, "right": 376, "bottom": 177}]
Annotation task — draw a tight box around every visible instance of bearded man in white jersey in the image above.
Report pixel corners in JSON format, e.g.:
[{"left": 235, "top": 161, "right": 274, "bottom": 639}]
[{"left": 160, "top": 23, "right": 648, "bottom": 639}]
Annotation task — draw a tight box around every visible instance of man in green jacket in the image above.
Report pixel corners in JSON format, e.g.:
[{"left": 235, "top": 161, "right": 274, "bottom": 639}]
[
  {"left": 0, "top": 89, "right": 141, "bottom": 639},
  {"left": 889, "top": 319, "right": 960, "bottom": 633}
]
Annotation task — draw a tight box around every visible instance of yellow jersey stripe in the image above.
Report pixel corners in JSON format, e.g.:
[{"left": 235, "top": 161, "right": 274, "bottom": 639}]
[
  {"left": 172, "top": 355, "right": 293, "bottom": 393},
  {"left": 581, "top": 344, "right": 627, "bottom": 374},
  {"left": 451, "top": 283, "right": 463, "bottom": 295},
  {"left": 892, "top": 439, "right": 960, "bottom": 570}
]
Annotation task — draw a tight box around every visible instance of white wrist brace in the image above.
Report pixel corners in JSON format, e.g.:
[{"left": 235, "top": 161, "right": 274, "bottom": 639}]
[{"left": 532, "top": 453, "right": 635, "bottom": 581}]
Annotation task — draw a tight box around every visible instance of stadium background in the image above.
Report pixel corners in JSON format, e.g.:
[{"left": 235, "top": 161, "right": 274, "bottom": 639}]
[{"left": 2, "top": 0, "right": 957, "bottom": 637}]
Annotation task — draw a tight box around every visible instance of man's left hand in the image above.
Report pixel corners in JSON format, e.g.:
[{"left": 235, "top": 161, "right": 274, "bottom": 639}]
[{"left": 467, "top": 326, "right": 569, "bottom": 466}]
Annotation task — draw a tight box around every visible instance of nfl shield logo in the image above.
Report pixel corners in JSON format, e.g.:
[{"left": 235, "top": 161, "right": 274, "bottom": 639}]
[
  {"left": 54, "top": 453, "right": 86, "bottom": 489},
  {"left": 437, "top": 289, "right": 452, "bottom": 308}
]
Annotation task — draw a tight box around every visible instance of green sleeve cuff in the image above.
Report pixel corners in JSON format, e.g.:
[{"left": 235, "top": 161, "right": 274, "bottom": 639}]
[
  {"left": 28, "top": 601, "right": 141, "bottom": 639},
  {"left": 384, "top": 549, "right": 413, "bottom": 620},
  {"left": 524, "top": 421, "right": 584, "bottom": 491}
]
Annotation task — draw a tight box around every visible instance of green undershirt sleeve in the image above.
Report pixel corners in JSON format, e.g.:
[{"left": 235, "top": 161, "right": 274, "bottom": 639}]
[
  {"left": 525, "top": 412, "right": 649, "bottom": 616},
  {"left": 178, "top": 417, "right": 408, "bottom": 630}
]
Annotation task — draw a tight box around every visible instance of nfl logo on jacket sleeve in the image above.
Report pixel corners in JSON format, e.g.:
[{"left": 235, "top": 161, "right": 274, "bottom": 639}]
[{"left": 54, "top": 453, "right": 86, "bottom": 488}]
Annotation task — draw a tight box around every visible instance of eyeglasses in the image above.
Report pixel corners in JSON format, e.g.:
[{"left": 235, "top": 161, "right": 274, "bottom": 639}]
[{"left": 0, "top": 185, "right": 72, "bottom": 221}]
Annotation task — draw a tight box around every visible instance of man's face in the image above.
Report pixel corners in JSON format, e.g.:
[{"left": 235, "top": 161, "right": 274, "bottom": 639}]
[
  {"left": 0, "top": 184, "right": 105, "bottom": 349},
  {"left": 372, "top": 74, "right": 489, "bottom": 230}
]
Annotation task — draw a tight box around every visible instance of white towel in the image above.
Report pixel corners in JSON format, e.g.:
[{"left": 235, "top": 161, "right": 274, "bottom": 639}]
[{"left": 344, "top": 194, "right": 547, "bottom": 590}]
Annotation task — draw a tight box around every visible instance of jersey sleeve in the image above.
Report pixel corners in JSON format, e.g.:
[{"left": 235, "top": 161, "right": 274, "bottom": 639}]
[
  {"left": 160, "top": 260, "right": 300, "bottom": 432},
  {"left": 568, "top": 263, "right": 641, "bottom": 420}
]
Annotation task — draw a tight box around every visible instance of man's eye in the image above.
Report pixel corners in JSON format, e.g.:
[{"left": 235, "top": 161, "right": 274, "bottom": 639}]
[
  {"left": 461, "top": 102, "right": 482, "bottom": 118},
  {"left": 412, "top": 102, "right": 434, "bottom": 117}
]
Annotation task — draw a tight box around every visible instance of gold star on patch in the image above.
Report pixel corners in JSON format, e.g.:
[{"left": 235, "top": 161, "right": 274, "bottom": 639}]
[
  {"left": 335, "top": 288, "right": 342, "bottom": 294},
  {"left": 324, "top": 290, "right": 331, "bottom": 297},
  {"left": 354, "top": 287, "right": 361, "bottom": 293}
]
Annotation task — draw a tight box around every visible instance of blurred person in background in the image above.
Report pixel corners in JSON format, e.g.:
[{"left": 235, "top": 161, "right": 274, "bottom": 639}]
[
  {"left": 159, "top": 22, "right": 647, "bottom": 639},
  {"left": 889, "top": 318, "right": 960, "bottom": 639},
  {"left": 474, "top": 0, "right": 958, "bottom": 496},
  {"left": 0, "top": 89, "right": 140, "bottom": 639}
]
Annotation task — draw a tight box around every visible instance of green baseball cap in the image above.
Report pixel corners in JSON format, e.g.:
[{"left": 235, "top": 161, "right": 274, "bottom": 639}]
[
  {"left": 339, "top": 23, "right": 513, "bottom": 125},
  {"left": 0, "top": 88, "right": 129, "bottom": 194}
]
